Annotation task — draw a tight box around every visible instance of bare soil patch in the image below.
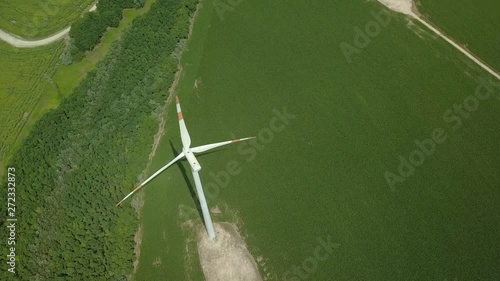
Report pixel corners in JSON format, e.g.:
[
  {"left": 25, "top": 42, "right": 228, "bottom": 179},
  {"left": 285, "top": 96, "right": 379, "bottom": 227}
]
[
  {"left": 376, "top": 0, "right": 414, "bottom": 15},
  {"left": 197, "top": 223, "right": 263, "bottom": 281}
]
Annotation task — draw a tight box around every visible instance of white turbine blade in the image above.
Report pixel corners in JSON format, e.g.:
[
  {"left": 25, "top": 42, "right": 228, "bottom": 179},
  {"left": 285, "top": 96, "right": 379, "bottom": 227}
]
[
  {"left": 191, "top": 137, "right": 255, "bottom": 154},
  {"left": 191, "top": 170, "right": 216, "bottom": 240},
  {"left": 176, "top": 96, "right": 191, "bottom": 149},
  {"left": 116, "top": 152, "right": 185, "bottom": 206}
]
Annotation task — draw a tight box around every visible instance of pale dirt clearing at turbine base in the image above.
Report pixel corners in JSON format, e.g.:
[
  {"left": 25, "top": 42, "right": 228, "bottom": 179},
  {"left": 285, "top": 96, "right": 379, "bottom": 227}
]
[
  {"left": 197, "top": 223, "right": 263, "bottom": 281},
  {"left": 376, "top": 0, "right": 413, "bottom": 15}
]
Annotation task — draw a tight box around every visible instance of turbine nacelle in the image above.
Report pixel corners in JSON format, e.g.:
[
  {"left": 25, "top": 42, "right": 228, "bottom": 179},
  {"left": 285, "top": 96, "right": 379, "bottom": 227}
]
[{"left": 184, "top": 149, "right": 201, "bottom": 172}]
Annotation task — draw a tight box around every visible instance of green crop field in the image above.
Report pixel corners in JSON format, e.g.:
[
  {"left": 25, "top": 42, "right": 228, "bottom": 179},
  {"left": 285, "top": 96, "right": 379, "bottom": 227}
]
[
  {"left": 0, "top": 0, "right": 94, "bottom": 38},
  {"left": 0, "top": 42, "right": 63, "bottom": 168},
  {"left": 0, "top": 0, "right": 498, "bottom": 279},
  {"left": 417, "top": 0, "right": 500, "bottom": 70},
  {"left": 135, "top": 0, "right": 500, "bottom": 280}
]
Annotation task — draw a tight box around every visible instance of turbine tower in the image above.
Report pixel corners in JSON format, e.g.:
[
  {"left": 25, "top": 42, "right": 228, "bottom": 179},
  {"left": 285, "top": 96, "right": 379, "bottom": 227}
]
[{"left": 116, "top": 96, "right": 254, "bottom": 240}]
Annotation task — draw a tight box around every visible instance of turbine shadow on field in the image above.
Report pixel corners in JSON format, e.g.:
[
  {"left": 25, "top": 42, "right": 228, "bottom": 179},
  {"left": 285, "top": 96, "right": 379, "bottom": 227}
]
[{"left": 169, "top": 140, "right": 205, "bottom": 225}]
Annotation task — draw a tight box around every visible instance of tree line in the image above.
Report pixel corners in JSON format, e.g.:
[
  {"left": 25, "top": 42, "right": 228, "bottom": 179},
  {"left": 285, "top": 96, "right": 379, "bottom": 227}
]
[
  {"left": 69, "top": 0, "right": 143, "bottom": 59},
  {"left": 0, "top": 0, "right": 198, "bottom": 279}
]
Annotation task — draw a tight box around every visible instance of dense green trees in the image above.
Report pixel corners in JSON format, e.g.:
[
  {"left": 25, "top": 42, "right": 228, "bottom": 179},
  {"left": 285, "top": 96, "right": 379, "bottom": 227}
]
[
  {"left": 70, "top": 0, "right": 142, "bottom": 55},
  {"left": 0, "top": 0, "right": 197, "bottom": 279}
]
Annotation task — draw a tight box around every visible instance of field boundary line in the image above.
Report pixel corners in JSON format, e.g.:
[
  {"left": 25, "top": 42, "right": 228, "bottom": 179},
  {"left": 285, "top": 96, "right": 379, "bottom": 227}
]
[{"left": 131, "top": 0, "right": 205, "bottom": 275}]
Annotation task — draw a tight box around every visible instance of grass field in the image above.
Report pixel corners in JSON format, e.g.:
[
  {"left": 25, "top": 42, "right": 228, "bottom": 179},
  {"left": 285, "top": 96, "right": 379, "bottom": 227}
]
[
  {"left": 417, "top": 0, "right": 500, "bottom": 71},
  {"left": 0, "top": 41, "right": 63, "bottom": 169},
  {"left": 0, "top": 0, "right": 94, "bottom": 38},
  {"left": 135, "top": 0, "right": 500, "bottom": 280}
]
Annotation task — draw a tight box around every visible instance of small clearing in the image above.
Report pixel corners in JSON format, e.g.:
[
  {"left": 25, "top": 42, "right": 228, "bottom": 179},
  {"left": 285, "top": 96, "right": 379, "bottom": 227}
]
[
  {"left": 197, "top": 223, "right": 262, "bottom": 281},
  {"left": 377, "top": 0, "right": 413, "bottom": 15}
]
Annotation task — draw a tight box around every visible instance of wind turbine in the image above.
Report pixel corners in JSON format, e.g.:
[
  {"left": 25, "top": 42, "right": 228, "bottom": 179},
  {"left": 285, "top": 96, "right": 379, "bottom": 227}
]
[{"left": 116, "top": 96, "right": 254, "bottom": 240}]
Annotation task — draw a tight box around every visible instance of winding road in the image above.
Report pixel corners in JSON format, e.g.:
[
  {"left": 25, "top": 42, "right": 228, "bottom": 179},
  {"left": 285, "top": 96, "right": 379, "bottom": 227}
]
[
  {"left": 0, "top": 27, "right": 70, "bottom": 48},
  {"left": 0, "top": 2, "right": 97, "bottom": 48}
]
